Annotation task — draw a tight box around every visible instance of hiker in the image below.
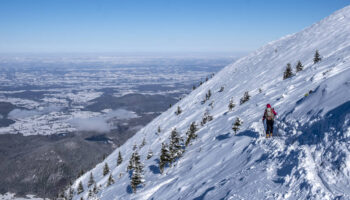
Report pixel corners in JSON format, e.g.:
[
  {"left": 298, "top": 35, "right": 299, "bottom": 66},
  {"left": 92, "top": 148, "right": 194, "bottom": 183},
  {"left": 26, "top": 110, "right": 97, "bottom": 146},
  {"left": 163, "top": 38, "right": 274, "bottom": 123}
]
[{"left": 262, "top": 104, "right": 277, "bottom": 138}]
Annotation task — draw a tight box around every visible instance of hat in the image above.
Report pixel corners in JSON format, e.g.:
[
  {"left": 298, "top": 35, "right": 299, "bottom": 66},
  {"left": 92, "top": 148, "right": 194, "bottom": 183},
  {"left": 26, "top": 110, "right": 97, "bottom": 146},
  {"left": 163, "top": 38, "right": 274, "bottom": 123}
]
[{"left": 266, "top": 104, "right": 271, "bottom": 108}]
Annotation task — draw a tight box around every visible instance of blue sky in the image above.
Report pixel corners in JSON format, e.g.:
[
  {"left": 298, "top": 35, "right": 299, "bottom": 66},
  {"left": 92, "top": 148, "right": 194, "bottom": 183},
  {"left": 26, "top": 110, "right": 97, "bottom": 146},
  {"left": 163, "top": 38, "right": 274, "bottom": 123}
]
[{"left": 0, "top": 0, "right": 349, "bottom": 54}]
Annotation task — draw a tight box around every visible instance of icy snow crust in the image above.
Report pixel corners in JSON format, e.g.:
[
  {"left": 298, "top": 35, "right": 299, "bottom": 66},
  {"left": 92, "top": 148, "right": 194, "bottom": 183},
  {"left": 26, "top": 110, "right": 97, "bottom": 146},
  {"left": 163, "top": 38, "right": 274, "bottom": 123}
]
[{"left": 73, "top": 6, "right": 350, "bottom": 200}]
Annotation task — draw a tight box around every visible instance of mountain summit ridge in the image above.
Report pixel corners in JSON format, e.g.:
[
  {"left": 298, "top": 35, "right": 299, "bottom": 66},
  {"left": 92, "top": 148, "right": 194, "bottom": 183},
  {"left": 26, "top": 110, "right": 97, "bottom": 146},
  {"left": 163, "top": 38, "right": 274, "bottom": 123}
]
[{"left": 70, "top": 5, "right": 350, "bottom": 200}]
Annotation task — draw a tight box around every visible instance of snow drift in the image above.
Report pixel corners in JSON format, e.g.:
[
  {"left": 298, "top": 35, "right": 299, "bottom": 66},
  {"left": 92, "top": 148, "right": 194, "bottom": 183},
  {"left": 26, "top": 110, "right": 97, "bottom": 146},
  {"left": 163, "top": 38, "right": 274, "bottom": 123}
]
[{"left": 69, "top": 5, "right": 350, "bottom": 200}]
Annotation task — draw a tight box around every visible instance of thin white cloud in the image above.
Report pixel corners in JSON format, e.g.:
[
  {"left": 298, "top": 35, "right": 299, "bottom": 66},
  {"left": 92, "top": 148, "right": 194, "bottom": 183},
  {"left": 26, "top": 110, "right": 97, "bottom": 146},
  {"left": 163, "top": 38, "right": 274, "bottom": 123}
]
[
  {"left": 69, "top": 109, "right": 139, "bottom": 133},
  {"left": 69, "top": 117, "right": 110, "bottom": 133}
]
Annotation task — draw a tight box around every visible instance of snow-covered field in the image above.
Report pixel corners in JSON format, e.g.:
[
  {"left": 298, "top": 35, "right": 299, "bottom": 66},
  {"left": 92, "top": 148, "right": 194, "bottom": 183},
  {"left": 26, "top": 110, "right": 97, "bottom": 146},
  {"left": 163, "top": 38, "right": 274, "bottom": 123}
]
[
  {"left": 0, "top": 193, "right": 45, "bottom": 200},
  {"left": 69, "top": 6, "right": 350, "bottom": 200},
  {"left": 0, "top": 57, "right": 231, "bottom": 136}
]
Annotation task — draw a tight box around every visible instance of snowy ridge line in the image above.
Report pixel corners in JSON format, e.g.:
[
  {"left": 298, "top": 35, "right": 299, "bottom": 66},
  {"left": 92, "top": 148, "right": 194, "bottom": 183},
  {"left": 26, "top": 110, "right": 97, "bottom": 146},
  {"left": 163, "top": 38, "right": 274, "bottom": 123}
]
[{"left": 69, "top": 5, "right": 350, "bottom": 200}]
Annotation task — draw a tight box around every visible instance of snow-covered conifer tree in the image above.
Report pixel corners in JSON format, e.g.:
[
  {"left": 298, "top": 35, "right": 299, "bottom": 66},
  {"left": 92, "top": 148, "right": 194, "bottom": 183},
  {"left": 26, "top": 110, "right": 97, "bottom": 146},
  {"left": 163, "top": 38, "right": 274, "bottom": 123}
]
[
  {"left": 88, "top": 189, "right": 93, "bottom": 198},
  {"left": 201, "top": 110, "right": 213, "bottom": 126},
  {"left": 169, "top": 128, "right": 184, "bottom": 162},
  {"left": 92, "top": 183, "right": 99, "bottom": 194},
  {"left": 159, "top": 143, "right": 171, "bottom": 174},
  {"left": 67, "top": 187, "right": 74, "bottom": 200},
  {"left": 296, "top": 60, "right": 303, "bottom": 72},
  {"left": 205, "top": 89, "right": 212, "bottom": 100},
  {"left": 107, "top": 174, "right": 115, "bottom": 186},
  {"left": 77, "top": 181, "right": 84, "bottom": 194},
  {"left": 127, "top": 152, "right": 136, "bottom": 171},
  {"left": 314, "top": 50, "right": 321, "bottom": 63},
  {"left": 283, "top": 63, "right": 293, "bottom": 79},
  {"left": 240, "top": 91, "right": 250, "bottom": 105},
  {"left": 175, "top": 106, "right": 182, "bottom": 115},
  {"left": 88, "top": 172, "right": 95, "bottom": 187},
  {"left": 130, "top": 152, "right": 144, "bottom": 193},
  {"left": 139, "top": 138, "right": 146, "bottom": 148},
  {"left": 185, "top": 122, "right": 198, "bottom": 146},
  {"left": 232, "top": 117, "right": 243, "bottom": 135},
  {"left": 117, "top": 151, "right": 123, "bottom": 166},
  {"left": 228, "top": 98, "right": 235, "bottom": 111},
  {"left": 147, "top": 149, "right": 153, "bottom": 159},
  {"left": 103, "top": 163, "right": 110, "bottom": 176}
]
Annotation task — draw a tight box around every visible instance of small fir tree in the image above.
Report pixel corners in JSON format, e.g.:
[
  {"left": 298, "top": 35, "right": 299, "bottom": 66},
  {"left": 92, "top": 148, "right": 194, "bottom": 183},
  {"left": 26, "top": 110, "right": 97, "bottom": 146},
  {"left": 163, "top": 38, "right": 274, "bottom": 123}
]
[
  {"left": 103, "top": 163, "right": 110, "bottom": 176},
  {"left": 232, "top": 117, "right": 243, "bottom": 135},
  {"left": 219, "top": 86, "right": 224, "bottom": 92},
  {"left": 77, "top": 181, "right": 84, "bottom": 194},
  {"left": 92, "top": 183, "right": 99, "bottom": 194},
  {"left": 240, "top": 91, "right": 250, "bottom": 105},
  {"left": 88, "top": 172, "right": 95, "bottom": 187},
  {"left": 296, "top": 60, "right": 303, "bottom": 72},
  {"left": 147, "top": 149, "right": 153, "bottom": 159},
  {"left": 77, "top": 169, "right": 85, "bottom": 178},
  {"left": 157, "top": 126, "right": 161, "bottom": 133},
  {"left": 130, "top": 152, "right": 144, "bottom": 193},
  {"left": 88, "top": 189, "right": 93, "bottom": 198},
  {"left": 175, "top": 106, "right": 182, "bottom": 115},
  {"left": 133, "top": 152, "right": 143, "bottom": 174},
  {"left": 314, "top": 50, "right": 321, "bottom": 63},
  {"left": 192, "top": 85, "right": 196, "bottom": 90},
  {"left": 139, "top": 138, "right": 146, "bottom": 148},
  {"left": 228, "top": 98, "right": 235, "bottom": 111},
  {"left": 127, "top": 152, "right": 136, "bottom": 171},
  {"left": 169, "top": 128, "right": 184, "bottom": 163},
  {"left": 283, "top": 63, "right": 293, "bottom": 80},
  {"left": 67, "top": 187, "right": 74, "bottom": 200},
  {"left": 117, "top": 151, "right": 123, "bottom": 166},
  {"left": 201, "top": 110, "right": 213, "bottom": 126},
  {"left": 107, "top": 174, "right": 115, "bottom": 186},
  {"left": 133, "top": 144, "right": 137, "bottom": 151},
  {"left": 185, "top": 122, "right": 198, "bottom": 146},
  {"left": 205, "top": 90, "right": 212, "bottom": 100},
  {"left": 209, "top": 101, "right": 214, "bottom": 109},
  {"left": 159, "top": 143, "right": 171, "bottom": 174}
]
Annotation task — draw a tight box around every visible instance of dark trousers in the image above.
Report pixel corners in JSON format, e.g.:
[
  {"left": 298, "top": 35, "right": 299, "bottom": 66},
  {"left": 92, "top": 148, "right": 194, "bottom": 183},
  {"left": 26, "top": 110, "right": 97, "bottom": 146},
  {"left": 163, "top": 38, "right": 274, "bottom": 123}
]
[{"left": 266, "top": 119, "right": 274, "bottom": 134}]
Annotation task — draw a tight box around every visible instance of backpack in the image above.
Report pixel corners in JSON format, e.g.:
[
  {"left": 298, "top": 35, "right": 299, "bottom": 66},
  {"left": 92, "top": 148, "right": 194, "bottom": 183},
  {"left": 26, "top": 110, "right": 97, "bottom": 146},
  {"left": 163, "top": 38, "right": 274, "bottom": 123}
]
[{"left": 265, "top": 108, "right": 275, "bottom": 120}]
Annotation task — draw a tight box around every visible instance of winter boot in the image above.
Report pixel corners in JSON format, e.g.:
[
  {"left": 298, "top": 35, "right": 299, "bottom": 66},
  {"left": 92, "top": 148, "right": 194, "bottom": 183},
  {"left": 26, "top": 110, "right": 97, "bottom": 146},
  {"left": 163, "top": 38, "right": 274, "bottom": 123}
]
[
  {"left": 266, "top": 133, "right": 270, "bottom": 138},
  {"left": 270, "top": 132, "right": 273, "bottom": 137}
]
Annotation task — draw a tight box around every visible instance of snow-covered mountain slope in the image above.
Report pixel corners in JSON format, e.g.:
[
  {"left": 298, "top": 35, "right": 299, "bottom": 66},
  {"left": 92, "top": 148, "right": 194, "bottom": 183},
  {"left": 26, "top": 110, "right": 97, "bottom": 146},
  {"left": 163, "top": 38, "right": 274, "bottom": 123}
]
[{"left": 70, "top": 6, "right": 350, "bottom": 200}]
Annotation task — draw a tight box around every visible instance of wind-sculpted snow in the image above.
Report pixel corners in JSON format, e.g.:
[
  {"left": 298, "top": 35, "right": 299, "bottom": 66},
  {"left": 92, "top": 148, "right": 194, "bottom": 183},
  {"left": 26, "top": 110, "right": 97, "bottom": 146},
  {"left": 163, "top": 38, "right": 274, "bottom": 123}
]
[{"left": 72, "top": 6, "right": 350, "bottom": 200}]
